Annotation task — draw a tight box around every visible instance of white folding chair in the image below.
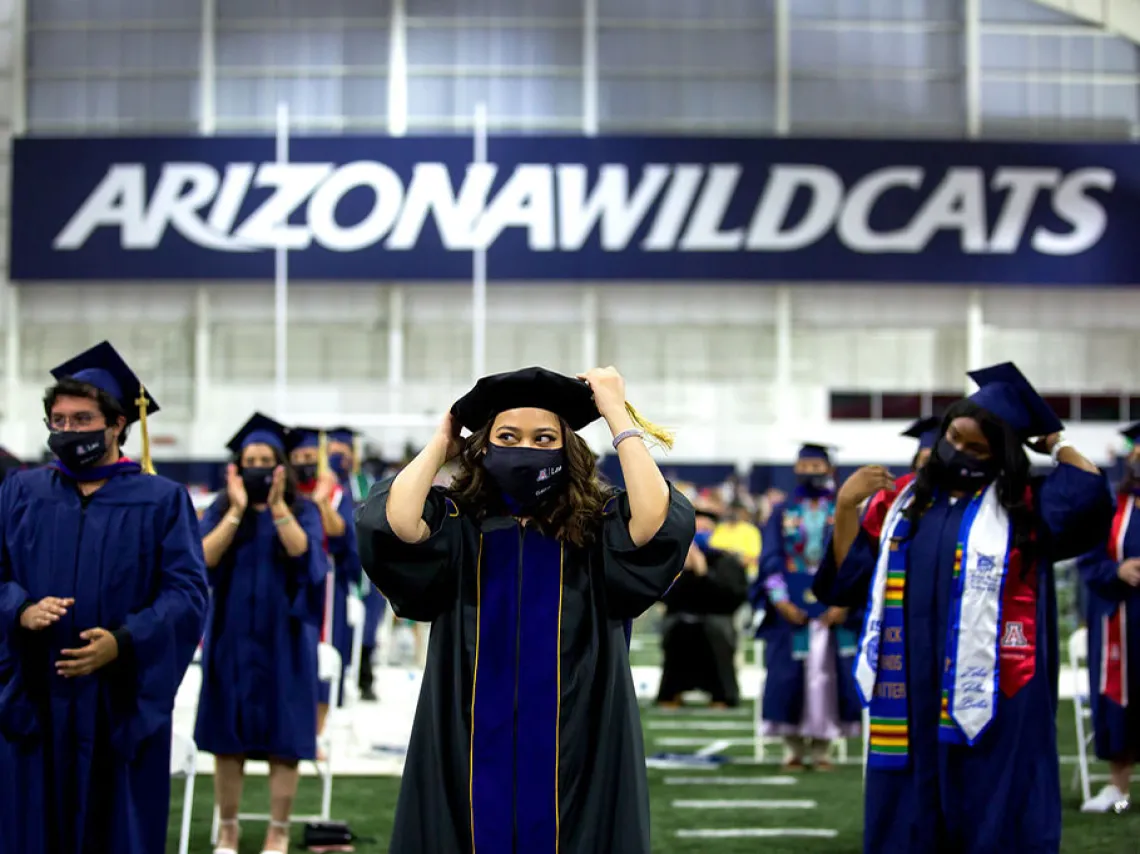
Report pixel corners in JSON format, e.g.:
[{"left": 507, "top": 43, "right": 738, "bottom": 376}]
[
  {"left": 210, "top": 643, "right": 342, "bottom": 844},
  {"left": 752, "top": 638, "right": 771, "bottom": 760},
  {"left": 170, "top": 731, "right": 198, "bottom": 854},
  {"left": 751, "top": 637, "right": 850, "bottom": 764},
  {"left": 343, "top": 594, "right": 365, "bottom": 707},
  {"left": 1069, "top": 627, "right": 1110, "bottom": 802}
]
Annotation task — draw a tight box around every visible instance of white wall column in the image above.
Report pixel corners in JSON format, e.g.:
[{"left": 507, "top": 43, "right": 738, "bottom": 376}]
[
  {"left": 386, "top": 285, "right": 405, "bottom": 453},
  {"left": 582, "top": 287, "right": 599, "bottom": 369},
  {"left": 199, "top": 0, "right": 216, "bottom": 133},
  {"left": 964, "top": 0, "right": 982, "bottom": 139},
  {"left": 965, "top": 287, "right": 985, "bottom": 393},
  {"left": 583, "top": 0, "right": 599, "bottom": 135},
  {"left": 387, "top": 0, "right": 408, "bottom": 136},
  {"left": 192, "top": 287, "right": 212, "bottom": 454},
  {"left": 773, "top": 0, "right": 790, "bottom": 135}
]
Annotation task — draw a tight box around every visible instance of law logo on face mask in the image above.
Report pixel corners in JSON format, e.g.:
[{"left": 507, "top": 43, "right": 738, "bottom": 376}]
[
  {"left": 483, "top": 445, "right": 568, "bottom": 512},
  {"left": 48, "top": 429, "right": 107, "bottom": 471}
]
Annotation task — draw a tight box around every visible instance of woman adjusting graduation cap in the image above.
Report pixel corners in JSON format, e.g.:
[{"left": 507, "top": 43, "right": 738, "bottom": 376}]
[
  {"left": 356, "top": 365, "right": 695, "bottom": 854},
  {"left": 816, "top": 362, "right": 1113, "bottom": 854},
  {"left": 0, "top": 341, "right": 208, "bottom": 854}
]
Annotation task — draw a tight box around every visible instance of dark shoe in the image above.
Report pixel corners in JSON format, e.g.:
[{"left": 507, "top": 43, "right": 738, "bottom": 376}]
[{"left": 361, "top": 687, "right": 378, "bottom": 702}]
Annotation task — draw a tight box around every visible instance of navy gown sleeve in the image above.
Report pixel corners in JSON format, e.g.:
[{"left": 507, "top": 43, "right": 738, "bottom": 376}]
[
  {"left": 602, "top": 483, "right": 695, "bottom": 620},
  {"left": 328, "top": 490, "right": 362, "bottom": 588},
  {"left": 112, "top": 487, "right": 209, "bottom": 759},
  {"left": 0, "top": 477, "right": 37, "bottom": 742},
  {"left": 750, "top": 505, "right": 787, "bottom": 610},
  {"left": 290, "top": 501, "right": 332, "bottom": 626},
  {"left": 196, "top": 497, "right": 227, "bottom": 587},
  {"left": 1036, "top": 464, "right": 1115, "bottom": 561},
  {"left": 1077, "top": 545, "right": 1128, "bottom": 601},
  {"left": 355, "top": 477, "right": 463, "bottom": 622}
]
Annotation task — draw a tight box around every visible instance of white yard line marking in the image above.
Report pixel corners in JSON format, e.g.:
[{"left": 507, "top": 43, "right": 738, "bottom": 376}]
[
  {"left": 663, "top": 776, "right": 798, "bottom": 785},
  {"left": 677, "top": 829, "right": 838, "bottom": 839},
  {"left": 653, "top": 737, "right": 753, "bottom": 747},
  {"left": 672, "top": 799, "right": 817, "bottom": 809},
  {"left": 647, "top": 720, "right": 754, "bottom": 731},
  {"left": 695, "top": 739, "right": 734, "bottom": 756},
  {"left": 648, "top": 707, "right": 752, "bottom": 718}
]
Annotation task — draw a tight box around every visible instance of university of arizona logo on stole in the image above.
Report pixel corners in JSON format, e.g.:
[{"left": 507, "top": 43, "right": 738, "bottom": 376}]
[{"left": 1001, "top": 622, "right": 1028, "bottom": 648}]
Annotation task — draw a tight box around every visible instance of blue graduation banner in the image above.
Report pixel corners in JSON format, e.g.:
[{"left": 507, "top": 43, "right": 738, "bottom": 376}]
[{"left": 10, "top": 135, "right": 1139, "bottom": 284}]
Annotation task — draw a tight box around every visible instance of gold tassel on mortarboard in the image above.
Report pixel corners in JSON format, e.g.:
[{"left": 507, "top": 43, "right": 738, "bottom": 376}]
[
  {"left": 352, "top": 435, "right": 362, "bottom": 476},
  {"left": 135, "top": 387, "right": 156, "bottom": 475},
  {"left": 624, "top": 401, "right": 674, "bottom": 451},
  {"left": 317, "top": 430, "right": 330, "bottom": 476}
]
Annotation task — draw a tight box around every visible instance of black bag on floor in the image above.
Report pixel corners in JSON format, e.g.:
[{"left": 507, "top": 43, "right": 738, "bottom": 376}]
[{"left": 303, "top": 821, "right": 355, "bottom": 851}]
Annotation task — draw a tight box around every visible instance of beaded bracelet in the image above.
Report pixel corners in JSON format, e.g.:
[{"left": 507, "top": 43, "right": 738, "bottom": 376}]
[
  {"left": 273, "top": 514, "right": 292, "bottom": 527},
  {"left": 612, "top": 429, "right": 645, "bottom": 450}
]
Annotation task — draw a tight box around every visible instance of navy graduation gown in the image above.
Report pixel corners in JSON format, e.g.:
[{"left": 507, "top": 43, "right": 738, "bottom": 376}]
[
  {"left": 194, "top": 499, "right": 326, "bottom": 761},
  {"left": 815, "top": 464, "right": 1112, "bottom": 854},
  {"left": 317, "top": 488, "right": 361, "bottom": 707},
  {"left": 1077, "top": 493, "right": 1140, "bottom": 761},
  {"left": 356, "top": 478, "right": 695, "bottom": 854},
  {"left": 754, "top": 499, "right": 863, "bottom": 727},
  {"left": 0, "top": 467, "right": 209, "bottom": 854}
]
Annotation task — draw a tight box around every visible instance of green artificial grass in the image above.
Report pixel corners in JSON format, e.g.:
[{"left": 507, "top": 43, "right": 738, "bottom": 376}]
[{"left": 166, "top": 699, "right": 1139, "bottom": 853}]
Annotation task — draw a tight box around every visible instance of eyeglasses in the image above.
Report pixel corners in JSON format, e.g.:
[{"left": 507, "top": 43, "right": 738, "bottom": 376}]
[{"left": 45, "top": 413, "right": 103, "bottom": 432}]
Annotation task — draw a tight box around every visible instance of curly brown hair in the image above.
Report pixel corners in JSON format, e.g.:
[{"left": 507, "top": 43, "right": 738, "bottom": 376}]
[{"left": 448, "top": 418, "right": 612, "bottom": 548}]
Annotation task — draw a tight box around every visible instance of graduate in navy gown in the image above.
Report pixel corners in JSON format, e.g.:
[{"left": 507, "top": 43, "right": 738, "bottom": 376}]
[
  {"left": 903, "top": 416, "right": 941, "bottom": 471},
  {"left": 288, "top": 426, "right": 359, "bottom": 723},
  {"left": 356, "top": 366, "right": 694, "bottom": 854},
  {"left": 816, "top": 362, "right": 1113, "bottom": 854},
  {"left": 754, "top": 443, "right": 862, "bottom": 769},
  {"left": 334, "top": 431, "right": 387, "bottom": 702},
  {"left": 194, "top": 414, "right": 327, "bottom": 854},
  {"left": 0, "top": 341, "right": 208, "bottom": 854},
  {"left": 1077, "top": 420, "right": 1140, "bottom": 813}
]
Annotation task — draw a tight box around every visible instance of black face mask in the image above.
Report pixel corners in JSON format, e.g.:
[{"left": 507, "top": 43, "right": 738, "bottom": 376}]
[
  {"left": 294, "top": 463, "right": 318, "bottom": 484},
  {"left": 242, "top": 466, "right": 274, "bottom": 505},
  {"left": 934, "top": 437, "right": 998, "bottom": 492},
  {"left": 482, "top": 445, "right": 567, "bottom": 513},
  {"left": 48, "top": 429, "right": 107, "bottom": 471},
  {"left": 797, "top": 473, "right": 832, "bottom": 496}
]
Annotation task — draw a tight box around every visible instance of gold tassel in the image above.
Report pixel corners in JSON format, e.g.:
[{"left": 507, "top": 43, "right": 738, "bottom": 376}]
[
  {"left": 317, "top": 430, "right": 330, "bottom": 476},
  {"left": 624, "top": 401, "right": 674, "bottom": 451},
  {"left": 135, "top": 388, "right": 156, "bottom": 475},
  {"left": 352, "top": 435, "right": 363, "bottom": 476}
]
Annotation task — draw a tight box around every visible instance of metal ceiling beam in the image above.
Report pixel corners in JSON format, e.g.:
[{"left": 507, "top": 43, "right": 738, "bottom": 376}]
[{"left": 1030, "top": 0, "right": 1140, "bottom": 44}]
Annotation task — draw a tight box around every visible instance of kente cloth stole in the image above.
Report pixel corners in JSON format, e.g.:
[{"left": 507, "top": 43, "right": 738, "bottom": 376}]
[
  {"left": 855, "top": 481, "right": 1017, "bottom": 770},
  {"left": 782, "top": 500, "right": 854, "bottom": 659},
  {"left": 1101, "top": 494, "right": 1134, "bottom": 708}
]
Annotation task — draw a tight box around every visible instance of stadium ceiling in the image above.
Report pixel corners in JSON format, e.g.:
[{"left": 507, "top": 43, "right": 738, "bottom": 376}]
[{"left": 1031, "top": 0, "right": 1140, "bottom": 44}]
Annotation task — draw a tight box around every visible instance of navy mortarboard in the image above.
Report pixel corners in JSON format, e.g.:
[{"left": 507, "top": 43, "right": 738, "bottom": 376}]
[
  {"left": 967, "top": 361, "right": 1064, "bottom": 439},
  {"left": 50, "top": 340, "right": 159, "bottom": 474}
]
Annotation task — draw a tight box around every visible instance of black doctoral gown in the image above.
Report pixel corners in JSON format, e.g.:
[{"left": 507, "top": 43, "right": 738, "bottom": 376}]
[{"left": 356, "top": 478, "right": 695, "bottom": 854}]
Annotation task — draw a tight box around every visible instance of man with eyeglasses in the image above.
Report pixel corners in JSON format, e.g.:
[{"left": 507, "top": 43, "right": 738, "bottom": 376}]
[{"left": 0, "top": 340, "right": 208, "bottom": 854}]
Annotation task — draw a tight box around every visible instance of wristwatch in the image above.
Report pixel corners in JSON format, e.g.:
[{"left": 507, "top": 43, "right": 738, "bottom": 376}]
[{"left": 1050, "top": 435, "right": 1072, "bottom": 464}]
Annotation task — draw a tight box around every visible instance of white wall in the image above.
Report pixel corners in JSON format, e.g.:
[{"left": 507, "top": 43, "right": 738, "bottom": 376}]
[
  {"left": 3, "top": 281, "right": 1136, "bottom": 465},
  {"left": 7, "top": 0, "right": 1140, "bottom": 465}
]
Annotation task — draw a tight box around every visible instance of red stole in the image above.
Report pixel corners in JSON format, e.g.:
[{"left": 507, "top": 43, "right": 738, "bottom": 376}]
[
  {"left": 1101, "top": 494, "right": 1133, "bottom": 708},
  {"left": 862, "top": 474, "right": 1038, "bottom": 700}
]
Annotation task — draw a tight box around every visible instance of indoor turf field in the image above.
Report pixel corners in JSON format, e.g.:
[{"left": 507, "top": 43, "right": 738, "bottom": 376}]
[{"left": 164, "top": 698, "right": 1139, "bottom": 853}]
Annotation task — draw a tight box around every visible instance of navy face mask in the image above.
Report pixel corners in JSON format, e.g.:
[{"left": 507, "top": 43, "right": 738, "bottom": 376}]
[
  {"left": 934, "top": 437, "right": 998, "bottom": 492},
  {"left": 482, "top": 445, "right": 568, "bottom": 513},
  {"left": 242, "top": 466, "right": 274, "bottom": 505},
  {"left": 796, "top": 473, "right": 832, "bottom": 496},
  {"left": 294, "top": 462, "right": 318, "bottom": 484}
]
